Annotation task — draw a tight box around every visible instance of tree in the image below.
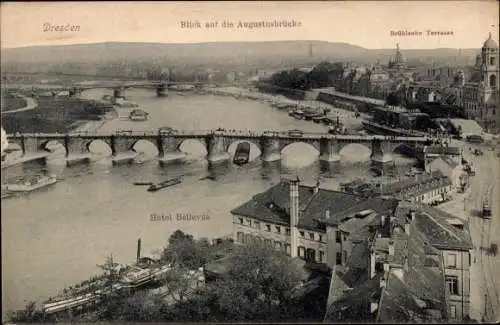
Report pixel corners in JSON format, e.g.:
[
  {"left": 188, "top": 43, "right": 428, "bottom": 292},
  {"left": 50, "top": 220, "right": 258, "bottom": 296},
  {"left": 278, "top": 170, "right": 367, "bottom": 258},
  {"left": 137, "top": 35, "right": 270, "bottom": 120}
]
[
  {"left": 7, "top": 301, "right": 45, "bottom": 323},
  {"left": 162, "top": 230, "right": 217, "bottom": 269},
  {"left": 202, "top": 241, "right": 309, "bottom": 321},
  {"left": 386, "top": 92, "right": 401, "bottom": 107}
]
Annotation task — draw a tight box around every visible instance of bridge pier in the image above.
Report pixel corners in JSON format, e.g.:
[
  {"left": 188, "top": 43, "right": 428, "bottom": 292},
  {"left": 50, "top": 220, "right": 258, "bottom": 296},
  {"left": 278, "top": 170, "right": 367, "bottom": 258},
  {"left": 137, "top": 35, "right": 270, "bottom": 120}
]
[
  {"left": 64, "top": 137, "right": 92, "bottom": 165},
  {"left": 206, "top": 135, "right": 230, "bottom": 164},
  {"left": 113, "top": 88, "right": 126, "bottom": 100},
  {"left": 156, "top": 83, "right": 168, "bottom": 97},
  {"left": 260, "top": 137, "right": 281, "bottom": 162},
  {"left": 319, "top": 138, "right": 341, "bottom": 162},
  {"left": 110, "top": 136, "right": 137, "bottom": 165},
  {"left": 370, "top": 139, "right": 393, "bottom": 164},
  {"left": 158, "top": 135, "right": 186, "bottom": 164}
]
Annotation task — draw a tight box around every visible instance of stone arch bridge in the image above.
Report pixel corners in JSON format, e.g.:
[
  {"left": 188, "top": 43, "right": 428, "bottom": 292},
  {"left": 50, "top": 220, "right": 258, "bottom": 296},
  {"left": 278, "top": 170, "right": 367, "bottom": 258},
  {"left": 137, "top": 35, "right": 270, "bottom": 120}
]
[{"left": 6, "top": 131, "right": 435, "bottom": 165}]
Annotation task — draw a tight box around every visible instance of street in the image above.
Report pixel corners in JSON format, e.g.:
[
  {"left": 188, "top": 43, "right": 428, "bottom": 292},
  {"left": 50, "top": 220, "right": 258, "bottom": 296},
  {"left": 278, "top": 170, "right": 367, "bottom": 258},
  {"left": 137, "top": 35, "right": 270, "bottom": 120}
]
[{"left": 439, "top": 140, "right": 500, "bottom": 322}]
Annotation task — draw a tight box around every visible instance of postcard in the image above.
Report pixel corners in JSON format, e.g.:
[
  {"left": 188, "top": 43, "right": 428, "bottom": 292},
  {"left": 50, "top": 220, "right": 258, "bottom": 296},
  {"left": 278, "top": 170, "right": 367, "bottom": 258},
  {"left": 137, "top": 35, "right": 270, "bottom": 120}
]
[{"left": 1, "top": 1, "right": 499, "bottom": 323}]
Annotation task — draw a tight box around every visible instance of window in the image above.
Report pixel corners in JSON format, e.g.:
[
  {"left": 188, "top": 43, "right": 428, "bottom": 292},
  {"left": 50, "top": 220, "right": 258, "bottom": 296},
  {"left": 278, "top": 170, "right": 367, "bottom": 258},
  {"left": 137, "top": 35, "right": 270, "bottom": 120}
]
[
  {"left": 254, "top": 221, "right": 260, "bottom": 229},
  {"left": 469, "top": 252, "right": 471, "bottom": 267},
  {"left": 490, "top": 75, "right": 497, "bottom": 88},
  {"left": 319, "top": 235, "right": 323, "bottom": 242},
  {"left": 238, "top": 218, "right": 243, "bottom": 224},
  {"left": 286, "top": 228, "right": 291, "bottom": 236},
  {"left": 275, "top": 241, "right": 282, "bottom": 251},
  {"left": 309, "top": 232, "right": 315, "bottom": 240},
  {"left": 244, "top": 234, "right": 252, "bottom": 245},
  {"left": 447, "top": 253, "right": 457, "bottom": 268},
  {"left": 275, "top": 226, "right": 281, "bottom": 234},
  {"left": 266, "top": 224, "right": 271, "bottom": 232},
  {"left": 264, "top": 238, "right": 272, "bottom": 246},
  {"left": 298, "top": 246, "right": 306, "bottom": 258},
  {"left": 319, "top": 250, "right": 325, "bottom": 262},
  {"left": 237, "top": 232, "right": 244, "bottom": 243},
  {"left": 336, "top": 252, "right": 342, "bottom": 265},
  {"left": 449, "top": 305, "right": 457, "bottom": 319},
  {"left": 300, "top": 231, "right": 305, "bottom": 238},
  {"left": 343, "top": 251, "right": 347, "bottom": 264},
  {"left": 445, "top": 275, "right": 459, "bottom": 295},
  {"left": 306, "top": 248, "right": 316, "bottom": 263},
  {"left": 490, "top": 56, "right": 496, "bottom": 66},
  {"left": 246, "top": 219, "right": 252, "bottom": 226},
  {"left": 336, "top": 231, "right": 342, "bottom": 243}
]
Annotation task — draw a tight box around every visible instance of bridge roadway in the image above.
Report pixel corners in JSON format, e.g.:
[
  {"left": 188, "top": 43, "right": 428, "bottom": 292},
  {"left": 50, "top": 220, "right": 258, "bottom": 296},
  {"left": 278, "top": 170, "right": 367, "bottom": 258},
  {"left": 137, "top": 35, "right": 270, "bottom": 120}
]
[{"left": 6, "top": 130, "right": 435, "bottom": 166}]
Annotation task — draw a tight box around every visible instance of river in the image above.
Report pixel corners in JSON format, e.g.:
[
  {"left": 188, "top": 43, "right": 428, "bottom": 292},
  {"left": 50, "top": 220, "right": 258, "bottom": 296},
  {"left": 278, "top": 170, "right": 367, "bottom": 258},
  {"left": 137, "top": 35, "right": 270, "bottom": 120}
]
[{"left": 1, "top": 88, "right": 417, "bottom": 316}]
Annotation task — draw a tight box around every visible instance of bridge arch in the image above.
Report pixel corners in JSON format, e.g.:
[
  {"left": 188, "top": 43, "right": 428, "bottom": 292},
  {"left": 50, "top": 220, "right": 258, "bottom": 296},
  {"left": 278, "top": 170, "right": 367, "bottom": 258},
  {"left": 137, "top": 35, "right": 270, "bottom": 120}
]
[
  {"left": 338, "top": 143, "right": 372, "bottom": 162},
  {"left": 40, "top": 140, "right": 67, "bottom": 156},
  {"left": 87, "top": 139, "right": 112, "bottom": 156},
  {"left": 281, "top": 142, "right": 320, "bottom": 167},
  {"left": 226, "top": 140, "right": 261, "bottom": 162},
  {"left": 131, "top": 139, "right": 159, "bottom": 156},
  {"left": 178, "top": 139, "right": 207, "bottom": 157}
]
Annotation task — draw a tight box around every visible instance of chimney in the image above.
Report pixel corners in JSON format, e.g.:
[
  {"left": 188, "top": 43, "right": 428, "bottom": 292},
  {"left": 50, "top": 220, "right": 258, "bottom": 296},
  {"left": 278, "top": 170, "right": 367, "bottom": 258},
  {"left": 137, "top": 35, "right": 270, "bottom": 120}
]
[
  {"left": 388, "top": 240, "right": 394, "bottom": 256},
  {"left": 410, "top": 210, "right": 416, "bottom": 222},
  {"left": 136, "top": 238, "right": 142, "bottom": 264},
  {"left": 404, "top": 223, "right": 410, "bottom": 235},
  {"left": 289, "top": 177, "right": 300, "bottom": 258},
  {"left": 313, "top": 179, "right": 320, "bottom": 194},
  {"left": 369, "top": 248, "right": 376, "bottom": 279},
  {"left": 370, "top": 301, "right": 379, "bottom": 313},
  {"left": 380, "top": 276, "right": 387, "bottom": 288},
  {"left": 380, "top": 215, "right": 385, "bottom": 227},
  {"left": 325, "top": 210, "right": 331, "bottom": 221}
]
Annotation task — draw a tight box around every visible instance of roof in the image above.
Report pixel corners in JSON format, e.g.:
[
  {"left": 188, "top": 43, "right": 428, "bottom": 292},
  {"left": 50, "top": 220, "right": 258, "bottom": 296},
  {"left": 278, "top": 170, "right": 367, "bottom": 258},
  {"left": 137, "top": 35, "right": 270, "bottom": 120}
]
[
  {"left": 376, "top": 171, "right": 452, "bottom": 196},
  {"left": 448, "top": 118, "right": 483, "bottom": 135},
  {"left": 414, "top": 205, "right": 474, "bottom": 251},
  {"left": 424, "top": 145, "right": 462, "bottom": 156},
  {"left": 428, "top": 155, "right": 460, "bottom": 169},
  {"left": 483, "top": 33, "right": 498, "bottom": 49},
  {"left": 231, "top": 182, "right": 365, "bottom": 231},
  {"left": 375, "top": 219, "right": 446, "bottom": 323}
]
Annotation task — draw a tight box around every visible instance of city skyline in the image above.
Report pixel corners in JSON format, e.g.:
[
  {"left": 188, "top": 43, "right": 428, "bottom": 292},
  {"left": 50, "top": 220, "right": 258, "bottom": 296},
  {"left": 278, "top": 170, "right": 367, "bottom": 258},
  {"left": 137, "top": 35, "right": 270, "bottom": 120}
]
[{"left": 1, "top": 1, "right": 498, "bottom": 49}]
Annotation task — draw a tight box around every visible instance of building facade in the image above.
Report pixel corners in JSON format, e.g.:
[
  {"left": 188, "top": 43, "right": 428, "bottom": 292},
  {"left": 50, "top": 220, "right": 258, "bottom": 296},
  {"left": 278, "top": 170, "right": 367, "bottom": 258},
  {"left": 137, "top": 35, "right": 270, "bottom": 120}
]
[{"left": 459, "top": 33, "right": 500, "bottom": 132}]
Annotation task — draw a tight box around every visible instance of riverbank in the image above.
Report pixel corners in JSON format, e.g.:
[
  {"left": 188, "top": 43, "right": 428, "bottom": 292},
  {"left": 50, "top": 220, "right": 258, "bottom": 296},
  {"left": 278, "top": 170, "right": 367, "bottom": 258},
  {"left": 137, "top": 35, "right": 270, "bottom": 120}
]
[
  {"left": 205, "top": 86, "right": 365, "bottom": 131},
  {"left": 1, "top": 97, "right": 114, "bottom": 133}
]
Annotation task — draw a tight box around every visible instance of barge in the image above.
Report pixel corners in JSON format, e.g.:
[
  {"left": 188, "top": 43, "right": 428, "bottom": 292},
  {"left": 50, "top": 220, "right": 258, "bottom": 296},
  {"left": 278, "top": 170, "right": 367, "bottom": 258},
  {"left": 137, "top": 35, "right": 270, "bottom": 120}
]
[
  {"left": 1, "top": 174, "right": 57, "bottom": 192},
  {"left": 147, "top": 177, "right": 182, "bottom": 192},
  {"left": 233, "top": 142, "right": 250, "bottom": 165}
]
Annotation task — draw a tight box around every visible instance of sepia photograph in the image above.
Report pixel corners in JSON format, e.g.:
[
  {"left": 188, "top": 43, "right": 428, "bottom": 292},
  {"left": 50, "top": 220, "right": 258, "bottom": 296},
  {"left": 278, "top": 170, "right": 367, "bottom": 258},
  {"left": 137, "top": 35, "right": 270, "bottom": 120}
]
[{"left": 1, "top": 1, "right": 499, "bottom": 323}]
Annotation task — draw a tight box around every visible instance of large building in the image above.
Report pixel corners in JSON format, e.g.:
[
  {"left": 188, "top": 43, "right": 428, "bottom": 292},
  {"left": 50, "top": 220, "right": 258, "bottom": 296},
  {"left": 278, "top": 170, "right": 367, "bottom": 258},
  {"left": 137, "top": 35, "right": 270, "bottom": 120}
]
[
  {"left": 231, "top": 179, "right": 473, "bottom": 322},
  {"left": 324, "top": 201, "right": 473, "bottom": 322},
  {"left": 459, "top": 33, "right": 500, "bottom": 132}
]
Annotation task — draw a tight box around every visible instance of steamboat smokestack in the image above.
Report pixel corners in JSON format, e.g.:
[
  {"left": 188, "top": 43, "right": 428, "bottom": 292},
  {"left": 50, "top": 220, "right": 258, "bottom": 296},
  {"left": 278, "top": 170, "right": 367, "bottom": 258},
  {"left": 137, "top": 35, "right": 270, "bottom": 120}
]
[{"left": 136, "top": 238, "right": 142, "bottom": 264}]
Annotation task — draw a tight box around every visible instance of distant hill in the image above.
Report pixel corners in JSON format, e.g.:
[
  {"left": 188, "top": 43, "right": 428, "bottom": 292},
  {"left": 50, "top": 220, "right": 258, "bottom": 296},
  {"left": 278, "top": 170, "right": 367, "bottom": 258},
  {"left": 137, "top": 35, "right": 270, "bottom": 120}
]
[{"left": 0, "top": 41, "right": 478, "bottom": 67}]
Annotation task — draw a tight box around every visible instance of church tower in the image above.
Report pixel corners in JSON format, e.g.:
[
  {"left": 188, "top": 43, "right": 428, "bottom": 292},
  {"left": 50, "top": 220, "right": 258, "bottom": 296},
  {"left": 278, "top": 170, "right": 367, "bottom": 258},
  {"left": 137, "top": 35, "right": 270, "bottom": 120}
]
[{"left": 479, "top": 32, "right": 499, "bottom": 130}]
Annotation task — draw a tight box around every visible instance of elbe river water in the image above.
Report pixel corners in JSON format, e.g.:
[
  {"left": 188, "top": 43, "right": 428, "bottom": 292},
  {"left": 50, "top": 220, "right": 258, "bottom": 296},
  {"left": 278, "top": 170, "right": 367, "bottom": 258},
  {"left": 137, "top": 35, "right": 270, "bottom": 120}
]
[{"left": 1, "top": 88, "right": 416, "bottom": 315}]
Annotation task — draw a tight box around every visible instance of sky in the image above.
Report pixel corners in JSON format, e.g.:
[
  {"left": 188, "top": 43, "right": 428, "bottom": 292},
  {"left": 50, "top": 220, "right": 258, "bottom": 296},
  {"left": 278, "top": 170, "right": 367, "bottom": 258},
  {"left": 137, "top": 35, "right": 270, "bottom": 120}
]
[{"left": 1, "top": 1, "right": 499, "bottom": 49}]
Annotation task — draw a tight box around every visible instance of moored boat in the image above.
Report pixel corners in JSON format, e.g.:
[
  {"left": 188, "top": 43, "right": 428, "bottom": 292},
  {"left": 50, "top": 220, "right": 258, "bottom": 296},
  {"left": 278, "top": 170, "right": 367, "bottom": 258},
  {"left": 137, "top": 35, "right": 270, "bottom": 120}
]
[
  {"left": 233, "top": 142, "right": 250, "bottom": 165},
  {"left": 147, "top": 177, "right": 182, "bottom": 192},
  {"left": 1, "top": 174, "right": 57, "bottom": 192},
  {"left": 133, "top": 181, "right": 153, "bottom": 186}
]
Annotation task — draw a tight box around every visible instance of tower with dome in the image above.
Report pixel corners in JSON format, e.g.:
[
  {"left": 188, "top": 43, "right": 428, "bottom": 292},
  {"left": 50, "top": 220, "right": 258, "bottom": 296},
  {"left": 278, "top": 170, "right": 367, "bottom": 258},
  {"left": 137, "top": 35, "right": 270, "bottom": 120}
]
[{"left": 461, "top": 33, "right": 499, "bottom": 132}]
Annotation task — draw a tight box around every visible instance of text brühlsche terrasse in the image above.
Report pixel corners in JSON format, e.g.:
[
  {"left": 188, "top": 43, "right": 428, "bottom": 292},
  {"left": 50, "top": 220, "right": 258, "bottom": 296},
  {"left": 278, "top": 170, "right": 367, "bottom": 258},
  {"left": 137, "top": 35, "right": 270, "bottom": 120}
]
[{"left": 180, "top": 20, "right": 302, "bottom": 29}]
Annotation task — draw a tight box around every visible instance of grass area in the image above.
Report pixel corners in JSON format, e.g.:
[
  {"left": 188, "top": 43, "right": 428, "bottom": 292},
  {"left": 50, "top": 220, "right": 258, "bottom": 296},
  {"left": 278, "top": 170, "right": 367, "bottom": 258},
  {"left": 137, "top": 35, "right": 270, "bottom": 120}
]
[
  {"left": 1, "top": 94, "right": 28, "bottom": 111},
  {"left": 1, "top": 97, "right": 112, "bottom": 133}
]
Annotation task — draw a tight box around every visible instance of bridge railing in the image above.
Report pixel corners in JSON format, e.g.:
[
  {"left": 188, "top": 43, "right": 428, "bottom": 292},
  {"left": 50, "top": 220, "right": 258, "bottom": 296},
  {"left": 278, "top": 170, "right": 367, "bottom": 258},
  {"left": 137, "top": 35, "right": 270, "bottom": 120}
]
[{"left": 7, "top": 130, "right": 436, "bottom": 142}]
